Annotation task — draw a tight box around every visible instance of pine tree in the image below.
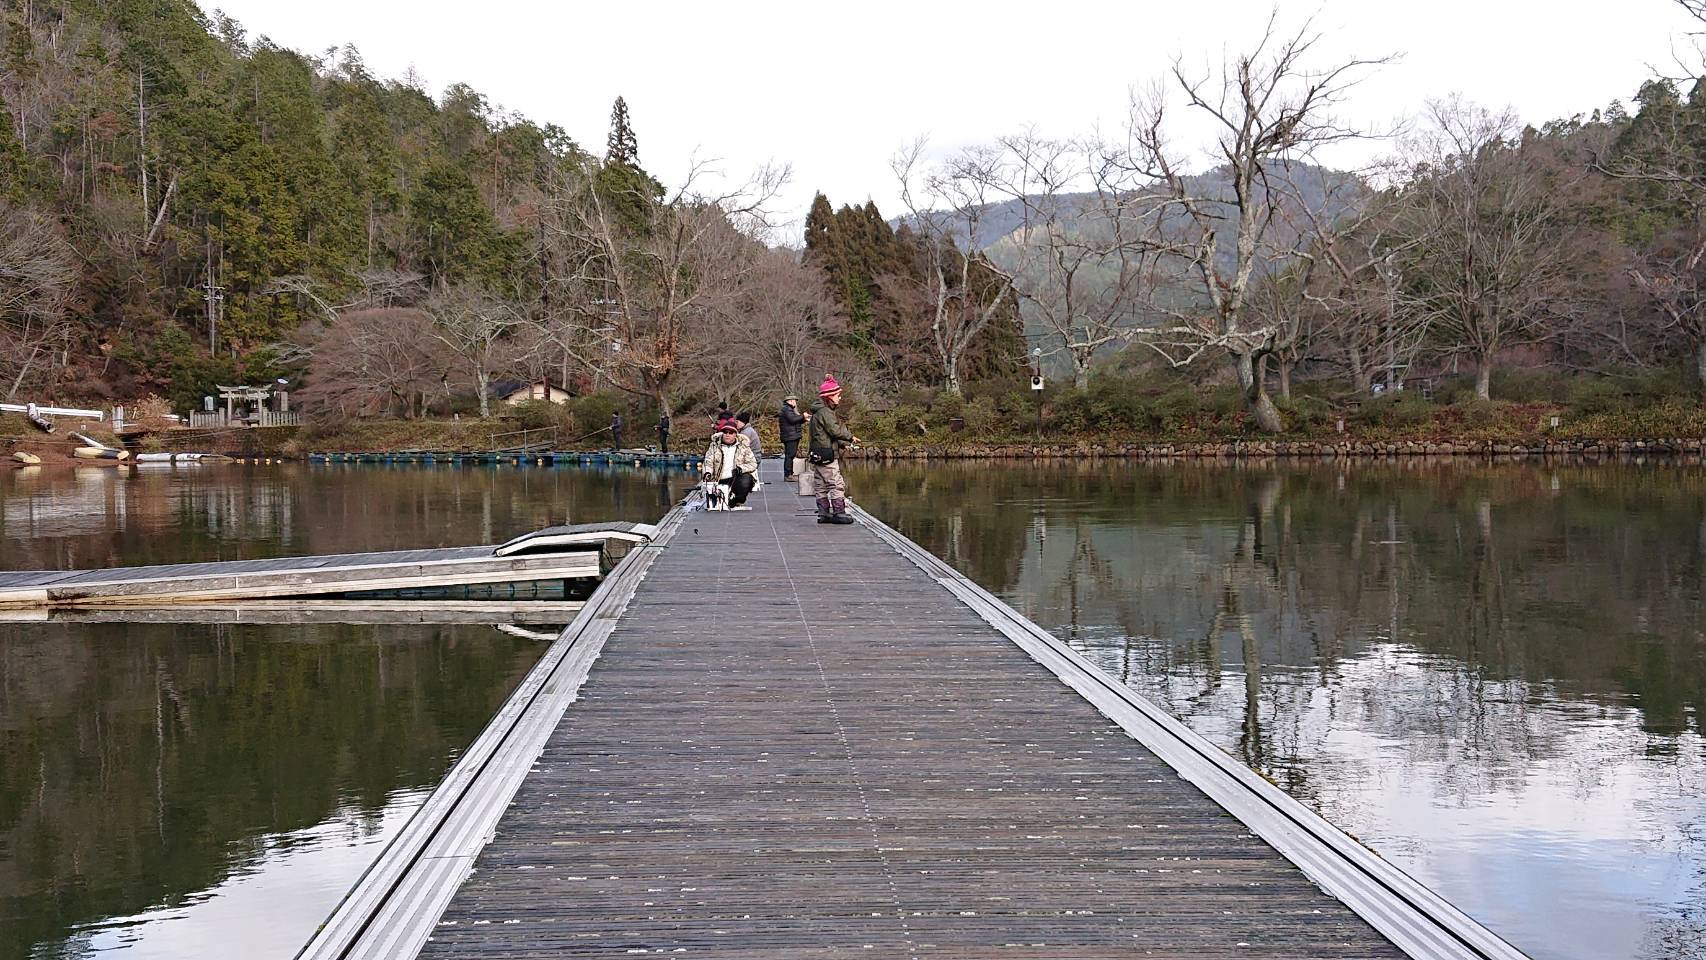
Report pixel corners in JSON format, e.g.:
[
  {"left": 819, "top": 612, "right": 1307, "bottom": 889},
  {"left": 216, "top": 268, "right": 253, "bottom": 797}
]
[{"left": 607, "top": 96, "right": 639, "bottom": 167}]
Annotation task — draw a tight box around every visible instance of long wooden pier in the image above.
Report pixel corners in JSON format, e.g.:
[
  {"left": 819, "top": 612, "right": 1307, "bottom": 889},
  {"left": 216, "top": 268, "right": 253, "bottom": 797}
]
[{"left": 298, "top": 466, "right": 1526, "bottom": 960}]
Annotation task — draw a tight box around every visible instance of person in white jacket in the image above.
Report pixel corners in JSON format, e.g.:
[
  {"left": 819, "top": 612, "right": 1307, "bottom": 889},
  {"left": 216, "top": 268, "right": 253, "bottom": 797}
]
[{"left": 701, "top": 421, "right": 759, "bottom": 509}]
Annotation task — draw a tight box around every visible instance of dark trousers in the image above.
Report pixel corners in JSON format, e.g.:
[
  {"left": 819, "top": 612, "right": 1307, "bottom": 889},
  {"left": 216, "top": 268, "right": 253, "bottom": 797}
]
[
  {"left": 782, "top": 438, "right": 800, "bottom": 476},
  {"left": 611, "top": 428, "right": 621, "bottom": 451},
  {"left": 658, "top": 432, "right": 669, "bottom": 454},
  {"left": 719, "top": 469, "right": 755, "bottom": 506}
]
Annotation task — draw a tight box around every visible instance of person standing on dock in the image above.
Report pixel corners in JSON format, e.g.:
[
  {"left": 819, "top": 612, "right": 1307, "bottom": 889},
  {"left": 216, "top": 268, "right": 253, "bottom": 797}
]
[
  {"left": 808, "top": 375, "right": 858, "bottom": 525},
  {"left": 778, "top": 394, "right": 807, "bottom": 481},
  {"left": 610, "top": 411, "right": 623, "bottom": 452},
  {"left": 656, "top": 412, "right": 671, "bottom": 454}
]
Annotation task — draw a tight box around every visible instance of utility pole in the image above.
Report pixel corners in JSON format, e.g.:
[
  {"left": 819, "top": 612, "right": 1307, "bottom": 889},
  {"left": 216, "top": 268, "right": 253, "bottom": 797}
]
[
  {"left": 201, "top": 254, "right": 225, "bottom": 356},
  {"left": 1031, "top": 347, "right": 1044, "bottom": 440}
]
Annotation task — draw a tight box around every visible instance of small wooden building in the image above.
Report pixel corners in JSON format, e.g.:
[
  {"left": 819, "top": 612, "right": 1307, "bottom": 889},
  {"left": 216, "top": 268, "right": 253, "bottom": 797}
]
[{"left": 492, "top": 379, "right": 572, "bottom": 406}]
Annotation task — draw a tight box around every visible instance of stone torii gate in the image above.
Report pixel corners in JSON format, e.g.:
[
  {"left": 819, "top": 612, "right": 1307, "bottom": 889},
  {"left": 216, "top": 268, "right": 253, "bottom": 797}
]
[{"left": 214, "top": 384, "right": 278, "bottom": 421}]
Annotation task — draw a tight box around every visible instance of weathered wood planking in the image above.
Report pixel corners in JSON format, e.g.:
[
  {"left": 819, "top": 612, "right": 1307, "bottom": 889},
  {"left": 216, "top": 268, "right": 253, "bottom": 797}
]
[
  {"left": 389, "top": 467, "right": 1495, "bottom": 959},
  {"left": 0, "top": 599, "right": 583, "bottom": 625},
  {"left": 0, "top": 544, "right": 604, "bottom": 608},
  {"left": 297, "top": 511, "right": 689, "bottom": 960}
]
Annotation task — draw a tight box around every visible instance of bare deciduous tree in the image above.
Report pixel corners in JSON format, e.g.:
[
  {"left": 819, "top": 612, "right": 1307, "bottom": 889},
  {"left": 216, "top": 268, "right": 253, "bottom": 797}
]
[
  {"left": 548, "top": 157, "right": 784, "bottom": 413},
  {"left": 1396, "top": 98, "right": 1576, "bottom": 400},
  {"left": 1275, "top": 184, "right": 1431, "bottom": 394},
  {"left": 426, "top": 285, "right": 527, "bottom": 418},
  {"left": 892, "top": 140, "right": 1020, "bottom": 395},
  {"left": 0, "top": 205, "right": 77, "bottom": 400},
  {"left": 295, "top": 307, "right": 446, "bottom": 417},
  {"left": 676, "top": 248, "right": 848, "bottom": 411},
  {"left": 743, "top": 249, "right": 846, "bottom": 399},
  {"left": 954, "top": 133, "right": 1163, "bottom": 388},
  {"left": 1119, "top": 12, "right": 1390, "bottom": 431}
]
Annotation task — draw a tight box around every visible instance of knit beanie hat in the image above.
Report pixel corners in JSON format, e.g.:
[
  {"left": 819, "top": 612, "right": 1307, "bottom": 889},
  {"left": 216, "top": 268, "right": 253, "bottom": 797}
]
[{"left": 818, "top": 375, "right": 841, "bottom": 397}]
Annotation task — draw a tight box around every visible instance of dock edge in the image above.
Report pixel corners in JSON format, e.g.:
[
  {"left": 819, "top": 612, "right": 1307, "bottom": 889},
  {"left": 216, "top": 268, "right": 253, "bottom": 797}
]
[{"left": 849, "top": 502, "right": 1530, "bottom": 960}]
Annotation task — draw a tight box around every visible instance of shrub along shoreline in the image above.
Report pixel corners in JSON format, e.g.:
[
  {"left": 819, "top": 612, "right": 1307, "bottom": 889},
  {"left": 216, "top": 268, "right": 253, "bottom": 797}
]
[
  {"left": 843, "top": 438, "right": 1706, "bottom": 460},
  {"left": 7, "top": 369, "right": 1706, "bottom": 463}
]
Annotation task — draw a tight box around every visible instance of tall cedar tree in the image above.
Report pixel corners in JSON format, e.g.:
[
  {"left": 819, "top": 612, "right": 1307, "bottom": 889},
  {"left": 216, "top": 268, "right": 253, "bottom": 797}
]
[{"left": 804, "top": 193, "right": 1023, "bottom": 386}]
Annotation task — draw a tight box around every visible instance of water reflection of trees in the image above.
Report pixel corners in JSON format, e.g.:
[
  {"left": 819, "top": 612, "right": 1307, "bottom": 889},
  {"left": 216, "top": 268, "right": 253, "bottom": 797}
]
[
  {"left": 857, "top": 460, "right": 1706, "bottom": 956},
  {"left": 0, "top": 464, "right": 686, "bottom": 571},
  {"left": 0, "top": 623, "right": 538, "bottom": 958},
  {"left": 855, "top": 459, "right": 1706, "bottom": 763}
]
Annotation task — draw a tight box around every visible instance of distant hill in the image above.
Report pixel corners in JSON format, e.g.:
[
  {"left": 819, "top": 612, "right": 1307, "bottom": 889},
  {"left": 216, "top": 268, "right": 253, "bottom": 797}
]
[
  {"left": 894, "top": 162, "right": 1369, "bottom": 374},
  {"left": 897, "top": 162, "right": 1368, "bottom": 258}
]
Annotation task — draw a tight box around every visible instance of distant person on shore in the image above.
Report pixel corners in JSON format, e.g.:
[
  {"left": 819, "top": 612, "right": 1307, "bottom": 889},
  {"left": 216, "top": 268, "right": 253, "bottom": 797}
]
[
  {"left": 735, "top": 412, "right": 762, "bottom": 460},
  {"left": 656, "top": 412, "right": 671, "bottom": 454},
  {"left": 701, "top": 420, "right": 758, "bottom": 510},
  {"left": 610, "top": 411, "right": 623, "bottom": 452},
  {"left": 778, "top": 394, "right": 808, "bottom": 481},
  {"left": 807, "top": 375, "right": 858, "bottom": 525}
]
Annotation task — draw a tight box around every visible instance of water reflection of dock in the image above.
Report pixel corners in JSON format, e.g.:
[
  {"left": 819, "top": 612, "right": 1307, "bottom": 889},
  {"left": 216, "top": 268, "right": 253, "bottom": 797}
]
[{"left": 298, "top": 466, "right": 1525, "bottom": 960}]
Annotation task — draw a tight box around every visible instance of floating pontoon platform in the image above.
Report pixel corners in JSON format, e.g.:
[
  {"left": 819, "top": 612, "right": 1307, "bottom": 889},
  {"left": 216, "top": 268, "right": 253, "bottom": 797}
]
[{"left": 0, "top": 522, "right": 654, "bottom": 610}]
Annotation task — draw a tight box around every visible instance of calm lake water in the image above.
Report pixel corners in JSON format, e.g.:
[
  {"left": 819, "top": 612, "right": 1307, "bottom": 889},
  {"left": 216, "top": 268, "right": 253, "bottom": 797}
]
[
  {"left": 0, "top": 462, "right": 686, "bottom": 960},
  {"left": 853, "top": 459, "right": 1706, "bottom": 960},
  {"left": 2, "top": 459, "right": 1702, "bottom": 960}
]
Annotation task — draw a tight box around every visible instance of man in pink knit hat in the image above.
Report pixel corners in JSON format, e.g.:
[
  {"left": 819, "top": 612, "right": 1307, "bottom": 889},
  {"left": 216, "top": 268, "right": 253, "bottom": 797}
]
[{"left": 806, "top": 374, "right": 859, "bottom": 524}]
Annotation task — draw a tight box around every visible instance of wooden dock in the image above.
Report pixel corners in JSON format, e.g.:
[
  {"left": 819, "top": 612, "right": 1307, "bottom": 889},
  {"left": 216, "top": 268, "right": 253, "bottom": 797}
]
[
  {"left": 300, "top": 467, "right": 1526, "bottom": 960},
  {"left": 0, "top": 522, "right": 654, "bottom": 609}
]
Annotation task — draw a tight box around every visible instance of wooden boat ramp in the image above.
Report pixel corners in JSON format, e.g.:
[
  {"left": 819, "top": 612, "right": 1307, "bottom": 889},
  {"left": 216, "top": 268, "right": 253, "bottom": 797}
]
[{"left": 297, "top": 465, "right": 1529, "bottom": 960}]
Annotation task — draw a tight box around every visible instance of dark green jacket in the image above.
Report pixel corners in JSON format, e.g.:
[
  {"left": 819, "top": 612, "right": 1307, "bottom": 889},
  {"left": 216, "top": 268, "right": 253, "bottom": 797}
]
[{"left": 808, "top": 399, "right": 853, "bottom": 454}]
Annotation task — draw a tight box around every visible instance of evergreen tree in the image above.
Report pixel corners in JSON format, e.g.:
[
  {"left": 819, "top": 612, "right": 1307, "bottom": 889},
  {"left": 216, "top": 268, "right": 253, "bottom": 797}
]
[
  {"left": 409, "top": 161, "right": 506, "bottom": 286},
  {"left": 804, "top": 193, "right": 834, "bottom": 256},
  {"left": 607, "top": 96, "right": 640, "bottom": 167},
  {"left": 596, "top": 98, "right": 664, "bottom": 236}
]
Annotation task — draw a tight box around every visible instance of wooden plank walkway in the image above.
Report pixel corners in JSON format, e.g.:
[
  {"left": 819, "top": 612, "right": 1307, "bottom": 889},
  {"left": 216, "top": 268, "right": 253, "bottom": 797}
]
[{"left": 374, "top": 469, "right": 1508, "bottom": 959}]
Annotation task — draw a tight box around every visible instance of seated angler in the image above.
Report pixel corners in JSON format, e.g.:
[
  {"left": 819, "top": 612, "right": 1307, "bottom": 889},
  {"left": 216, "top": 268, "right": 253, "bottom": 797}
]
[{"left": 701, "top": 419, "right": 759, "bottom": 510}]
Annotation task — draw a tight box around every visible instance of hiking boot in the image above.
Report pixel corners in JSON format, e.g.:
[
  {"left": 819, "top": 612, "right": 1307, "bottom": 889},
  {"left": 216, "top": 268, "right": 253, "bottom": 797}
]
[
  {"left": 828, "top": 513, "right": 856, "bottom": 524},
  {"left": 817, "top": 514, "right": 838, "bottom": 524}
]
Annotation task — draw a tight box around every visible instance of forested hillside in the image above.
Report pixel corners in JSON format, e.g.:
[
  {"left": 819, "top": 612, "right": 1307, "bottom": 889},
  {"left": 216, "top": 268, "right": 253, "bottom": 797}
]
[
  {"left": 0, "top": 0, "right": 957, "bottom": 418},
  {"left": 2, "top": 0, "right": 575, "bottom": 407},
  {"left": 6, "top": 1, "right": 1706, "bottom": 440}
]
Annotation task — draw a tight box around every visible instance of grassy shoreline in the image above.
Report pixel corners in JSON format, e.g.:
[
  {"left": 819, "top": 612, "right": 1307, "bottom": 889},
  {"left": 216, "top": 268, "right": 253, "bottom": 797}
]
[{"left": 7, "top": 392, "right": 1706, "bottom": 464}]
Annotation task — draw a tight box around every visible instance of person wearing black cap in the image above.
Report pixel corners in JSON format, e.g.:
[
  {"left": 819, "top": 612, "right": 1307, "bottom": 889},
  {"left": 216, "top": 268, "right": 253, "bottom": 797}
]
[
  {"left": 735, "top": 412, "right": 762, "bottom": 460},
  {"left": 778, "top": 394, "right": 807, "bottom": 481}
]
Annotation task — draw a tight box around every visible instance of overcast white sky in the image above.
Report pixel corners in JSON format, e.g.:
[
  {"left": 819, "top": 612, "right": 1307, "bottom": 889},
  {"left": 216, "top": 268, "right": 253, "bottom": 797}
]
[{"left": 202, "top": 0, "right": 1701, "bottom": 234}]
